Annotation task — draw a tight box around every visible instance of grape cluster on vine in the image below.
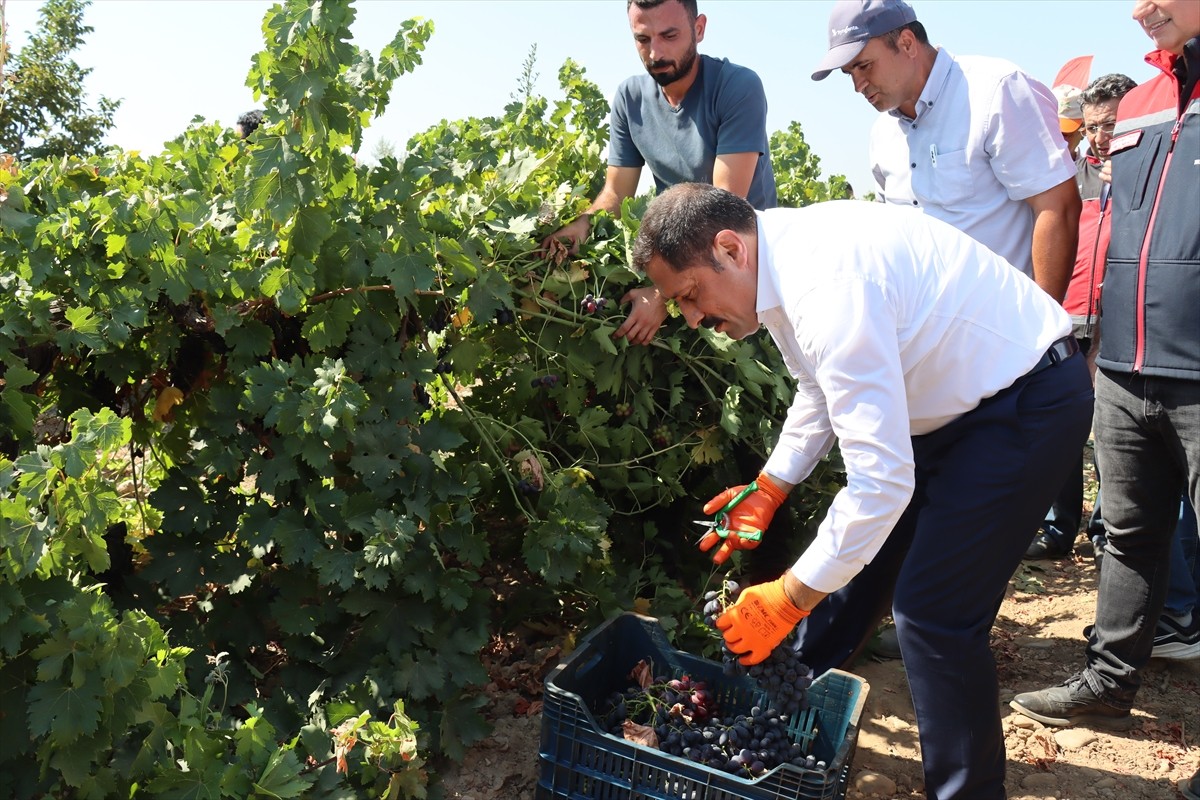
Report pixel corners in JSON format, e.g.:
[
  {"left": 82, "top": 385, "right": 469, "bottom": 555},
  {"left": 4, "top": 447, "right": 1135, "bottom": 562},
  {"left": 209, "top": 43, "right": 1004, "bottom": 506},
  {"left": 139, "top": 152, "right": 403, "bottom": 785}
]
[
  {"left": 703, "top": 580, "right": 814, "bottom": 718},
  {"left": 580, "top": 292, "right": 608, "bottom": 315}
]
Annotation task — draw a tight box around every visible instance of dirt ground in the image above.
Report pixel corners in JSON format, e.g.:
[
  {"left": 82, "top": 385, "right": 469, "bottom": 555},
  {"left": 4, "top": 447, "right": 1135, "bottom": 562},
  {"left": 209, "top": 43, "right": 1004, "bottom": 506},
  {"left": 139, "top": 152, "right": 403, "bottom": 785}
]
[{"left": 439, "top": 470, "right": 1200, "bottom": 800}]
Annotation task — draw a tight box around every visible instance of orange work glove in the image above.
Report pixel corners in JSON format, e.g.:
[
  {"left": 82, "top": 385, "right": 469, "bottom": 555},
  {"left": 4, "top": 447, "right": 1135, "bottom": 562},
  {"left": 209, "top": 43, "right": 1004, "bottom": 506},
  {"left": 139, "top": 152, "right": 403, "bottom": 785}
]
[
  {"left": 715, "top": 575, "right": 810, "bottom": 666},
  {"left": 698, "top": 472, "right": 788, "bottom": 565}
]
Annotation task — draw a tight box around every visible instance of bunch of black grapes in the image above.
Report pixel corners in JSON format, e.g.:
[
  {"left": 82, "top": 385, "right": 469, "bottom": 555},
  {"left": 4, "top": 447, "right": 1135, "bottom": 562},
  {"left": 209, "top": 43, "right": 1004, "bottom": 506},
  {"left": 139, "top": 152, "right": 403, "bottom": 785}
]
[
  {"left": 594, "top": 672, "right": 825, "bottom": 778},
  {"left": 703, "top": 580, "right": 814, "bottom": 718},
  {"left": 598, "top": 673, "right": 714, "bottom": 732},
  {"left": 658, "top": 704, "right": 827, "bottom": 777}
]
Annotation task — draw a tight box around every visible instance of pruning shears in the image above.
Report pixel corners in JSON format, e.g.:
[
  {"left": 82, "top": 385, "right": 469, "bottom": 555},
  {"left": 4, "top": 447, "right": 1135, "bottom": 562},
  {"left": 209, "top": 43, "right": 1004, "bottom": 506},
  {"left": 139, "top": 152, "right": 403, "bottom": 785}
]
[{"left": 692, "top": 480, "right": 764, "bottom": 544}]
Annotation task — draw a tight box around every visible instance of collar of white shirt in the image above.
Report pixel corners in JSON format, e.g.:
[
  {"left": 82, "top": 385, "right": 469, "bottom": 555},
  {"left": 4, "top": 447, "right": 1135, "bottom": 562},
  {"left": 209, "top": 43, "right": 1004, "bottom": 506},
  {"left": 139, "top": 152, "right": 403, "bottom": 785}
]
[
  {"left": 754, "top": 213, "right": 781, "bottom": 321},
  {"left": 889, "top": 47, "right": 954, "bottom": 123}
]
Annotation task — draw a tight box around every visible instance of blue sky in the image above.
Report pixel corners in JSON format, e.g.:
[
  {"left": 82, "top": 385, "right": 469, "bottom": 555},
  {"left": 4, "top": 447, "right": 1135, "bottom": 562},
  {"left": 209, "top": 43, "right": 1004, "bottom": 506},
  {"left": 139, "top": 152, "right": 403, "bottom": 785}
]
[{"left": 3, "top": 0, "right": 1159, "bottom": 194}]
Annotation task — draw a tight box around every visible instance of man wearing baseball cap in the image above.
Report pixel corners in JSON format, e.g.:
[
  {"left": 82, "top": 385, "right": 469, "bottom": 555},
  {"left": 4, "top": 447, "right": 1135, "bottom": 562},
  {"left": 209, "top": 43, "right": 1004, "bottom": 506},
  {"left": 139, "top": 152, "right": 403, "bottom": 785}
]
[{"left": 811, "top": 0, "right": 1080, "bottom": 303}]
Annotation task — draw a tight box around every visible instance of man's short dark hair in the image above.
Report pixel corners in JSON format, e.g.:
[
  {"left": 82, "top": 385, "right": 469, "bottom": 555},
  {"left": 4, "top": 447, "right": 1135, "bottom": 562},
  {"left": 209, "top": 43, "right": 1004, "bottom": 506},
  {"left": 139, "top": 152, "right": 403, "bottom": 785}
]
[
  {"left": 880, "top": 21, "right": 930, "bottom": 50},
  {"left": 1080, "top": 74, "right": 1137, "bottom": 109},
  {"left": 631, "top": 183, "right": 756, "bottom": 274},
  {"left": 627, "top": 0, "right": 698, "bottom": 22},
  {"left": 235, "top": 109, "right": 264, "bottom": 138}
]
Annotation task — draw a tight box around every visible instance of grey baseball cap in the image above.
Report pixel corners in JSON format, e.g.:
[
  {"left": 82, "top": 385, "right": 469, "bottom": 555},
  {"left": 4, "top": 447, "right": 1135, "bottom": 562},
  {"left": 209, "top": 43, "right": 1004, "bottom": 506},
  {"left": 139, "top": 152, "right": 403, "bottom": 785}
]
[{"left": 811, "top": 0, "right": 918, "bottom": 81}]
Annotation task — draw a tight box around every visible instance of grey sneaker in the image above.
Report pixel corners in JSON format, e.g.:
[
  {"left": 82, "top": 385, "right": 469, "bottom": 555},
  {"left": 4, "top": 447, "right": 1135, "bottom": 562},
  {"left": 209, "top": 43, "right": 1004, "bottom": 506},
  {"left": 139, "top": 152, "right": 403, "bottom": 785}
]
[
  {"left": 1152, "top": 615, "right": 1200, "bottom": 661},
  {"left": 1010, "top": 674, "right": 1133, "bottom": 730}
]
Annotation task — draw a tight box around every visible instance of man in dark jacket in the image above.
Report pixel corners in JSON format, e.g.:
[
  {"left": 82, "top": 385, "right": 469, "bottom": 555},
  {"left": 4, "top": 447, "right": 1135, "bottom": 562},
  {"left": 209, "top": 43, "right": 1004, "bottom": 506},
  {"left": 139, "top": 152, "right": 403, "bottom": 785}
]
[{"left": 1011, "top": 0, "right": 1200, "bottom": 729}]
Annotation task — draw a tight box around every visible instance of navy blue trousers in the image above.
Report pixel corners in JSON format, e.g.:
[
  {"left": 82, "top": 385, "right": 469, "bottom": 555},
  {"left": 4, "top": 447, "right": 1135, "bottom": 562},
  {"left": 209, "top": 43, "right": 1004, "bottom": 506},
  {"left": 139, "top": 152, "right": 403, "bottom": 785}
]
[{"left": 793, "top": 352, "right": 1093, "bottom": 800}]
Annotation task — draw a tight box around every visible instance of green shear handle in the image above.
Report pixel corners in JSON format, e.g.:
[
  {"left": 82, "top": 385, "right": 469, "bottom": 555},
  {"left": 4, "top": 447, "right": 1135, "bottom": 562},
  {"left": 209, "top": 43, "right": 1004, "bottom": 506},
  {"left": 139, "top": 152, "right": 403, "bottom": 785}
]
[{"left": 693, "top": 480, "right": 764, "bottom": 543}]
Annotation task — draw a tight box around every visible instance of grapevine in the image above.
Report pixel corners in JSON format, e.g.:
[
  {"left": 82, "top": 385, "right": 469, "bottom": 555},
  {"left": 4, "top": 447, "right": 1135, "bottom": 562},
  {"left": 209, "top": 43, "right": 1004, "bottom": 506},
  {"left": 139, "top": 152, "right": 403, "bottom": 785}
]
[{"left": 0, "top": 0, "right": 850, "bottom": 795}]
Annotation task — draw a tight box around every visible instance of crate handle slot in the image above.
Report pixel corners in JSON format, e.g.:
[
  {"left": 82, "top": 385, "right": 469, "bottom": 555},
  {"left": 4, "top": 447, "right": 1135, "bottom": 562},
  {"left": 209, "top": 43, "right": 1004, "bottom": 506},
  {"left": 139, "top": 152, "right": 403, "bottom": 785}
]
[{"left": 574, "top": 650, "right": 604, "bottom": 682}]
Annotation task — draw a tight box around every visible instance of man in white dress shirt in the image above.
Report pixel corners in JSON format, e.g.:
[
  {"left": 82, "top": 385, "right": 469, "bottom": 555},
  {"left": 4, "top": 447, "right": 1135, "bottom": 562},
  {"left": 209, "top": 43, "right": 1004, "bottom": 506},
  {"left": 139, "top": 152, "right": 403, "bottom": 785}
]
[{"left": 632, "top": 183, "right": 1093, "bottom": 800}]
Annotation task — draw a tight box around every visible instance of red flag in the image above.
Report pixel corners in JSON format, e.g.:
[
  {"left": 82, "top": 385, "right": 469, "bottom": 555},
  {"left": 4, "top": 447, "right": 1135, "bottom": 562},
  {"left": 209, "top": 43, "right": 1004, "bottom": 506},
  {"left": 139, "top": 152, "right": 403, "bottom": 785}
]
[{"left": 1053, "top": 56, "right": 1093, "bottom": 90}]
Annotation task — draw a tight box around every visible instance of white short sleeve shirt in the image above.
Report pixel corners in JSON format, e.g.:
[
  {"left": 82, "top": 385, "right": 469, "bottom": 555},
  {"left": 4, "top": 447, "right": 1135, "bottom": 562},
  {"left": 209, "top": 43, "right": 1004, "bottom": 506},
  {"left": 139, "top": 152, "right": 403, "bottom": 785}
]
[{"left": 868, "top": 49, "right": 1077, "bottom": 278}]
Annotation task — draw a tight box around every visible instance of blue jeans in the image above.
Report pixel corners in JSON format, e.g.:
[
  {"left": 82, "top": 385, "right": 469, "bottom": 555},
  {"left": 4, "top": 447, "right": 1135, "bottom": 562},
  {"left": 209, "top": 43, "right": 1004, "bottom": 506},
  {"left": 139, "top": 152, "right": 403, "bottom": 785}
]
[
  {"left": 1082, "top": 370, "right": 1200, "bottom": 706},
  {"left": 1164, "top": 496, "right": 1200, "bottom": 618}
]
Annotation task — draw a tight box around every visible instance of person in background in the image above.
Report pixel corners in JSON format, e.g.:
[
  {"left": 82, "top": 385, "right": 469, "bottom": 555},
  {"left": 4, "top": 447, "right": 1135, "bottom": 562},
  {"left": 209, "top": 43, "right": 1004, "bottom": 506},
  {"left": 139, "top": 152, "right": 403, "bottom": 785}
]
[
  {"left": 1028, "top": 71, "right": 1200, "bottom": 666},
  {"left": 1025, "top": 73, "right": 1137, "bottom": 563},
  {"left": 811, "top": 0, "right": 1081, "bottom": 302},
  {"left": 234, "top": 109, "right": 264, "bottom": 139},
  {"left": 1053, "top": 84, "right": 1087, "bottom": 156},
  {"left": 1158, "top": 499, "right": 1200, "bottom": 660},
  {"left": 809, "top": 0, "right": 1082, "bottom": 662},
  {"left": 637, "top": 183, "right": 1091, "bottom": 800},
  {"left": 1011, "top": 0, "right": 1200, "bottom": 734},
  {"left": 540, "top": 0, "right": 775, "bottom": 346}
]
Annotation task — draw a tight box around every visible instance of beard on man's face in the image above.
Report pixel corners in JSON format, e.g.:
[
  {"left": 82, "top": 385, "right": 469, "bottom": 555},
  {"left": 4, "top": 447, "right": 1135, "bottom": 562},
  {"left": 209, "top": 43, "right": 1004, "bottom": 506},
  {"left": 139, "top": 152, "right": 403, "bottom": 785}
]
[{"left": 645, "top": 44, "right": 698, "bottom": 87}]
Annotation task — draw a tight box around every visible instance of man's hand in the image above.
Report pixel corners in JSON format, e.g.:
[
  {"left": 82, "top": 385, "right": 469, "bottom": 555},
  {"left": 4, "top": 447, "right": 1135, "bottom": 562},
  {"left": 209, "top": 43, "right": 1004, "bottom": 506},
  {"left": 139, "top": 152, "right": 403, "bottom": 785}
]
[
  {"left": 699, "top": 472, "right": 788, "bottom": 565},
  {"left": 613, "top": 287, "right": 669, "bottom": 345},
  {"left": 539, "top": 216, "right": 592, "bottom": 261},
  {"left": 715, "top": 576, "right": 809, "bottom": 665}
]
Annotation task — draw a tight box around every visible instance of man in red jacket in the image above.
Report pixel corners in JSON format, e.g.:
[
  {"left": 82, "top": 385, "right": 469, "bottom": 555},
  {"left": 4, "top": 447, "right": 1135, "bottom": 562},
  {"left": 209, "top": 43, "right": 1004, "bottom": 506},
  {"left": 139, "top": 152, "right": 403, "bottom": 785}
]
[
  {"left": 1012, "top": 0, "right": 1200, "bottom": 737},
  {"left": 1025, "top": 73, "right": 1137, "bottom": 562}
]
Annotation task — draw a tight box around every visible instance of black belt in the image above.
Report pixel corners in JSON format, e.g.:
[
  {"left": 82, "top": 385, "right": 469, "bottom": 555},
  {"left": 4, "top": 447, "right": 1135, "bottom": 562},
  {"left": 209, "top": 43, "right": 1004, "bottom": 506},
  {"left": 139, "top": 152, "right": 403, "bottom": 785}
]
[{"left": 1029, "top": 335, "right": 1080, "bottom": 376}]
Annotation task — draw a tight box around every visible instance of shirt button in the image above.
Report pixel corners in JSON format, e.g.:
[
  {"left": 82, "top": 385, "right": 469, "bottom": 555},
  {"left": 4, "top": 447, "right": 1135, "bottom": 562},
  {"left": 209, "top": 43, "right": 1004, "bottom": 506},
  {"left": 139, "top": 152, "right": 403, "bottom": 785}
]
[
  {"left": 911, "top": 162, "right": 917, "bottom": 168},
  {"left": 912, "top": 200, "right": 919, "bottom": 206}
]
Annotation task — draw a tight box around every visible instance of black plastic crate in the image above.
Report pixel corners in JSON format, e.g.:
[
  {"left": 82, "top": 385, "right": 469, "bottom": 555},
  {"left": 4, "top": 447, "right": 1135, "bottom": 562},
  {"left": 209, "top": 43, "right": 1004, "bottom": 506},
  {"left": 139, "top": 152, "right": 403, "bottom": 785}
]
[{"left": 537, "top": 613, "right": 868, "bottom": 800}]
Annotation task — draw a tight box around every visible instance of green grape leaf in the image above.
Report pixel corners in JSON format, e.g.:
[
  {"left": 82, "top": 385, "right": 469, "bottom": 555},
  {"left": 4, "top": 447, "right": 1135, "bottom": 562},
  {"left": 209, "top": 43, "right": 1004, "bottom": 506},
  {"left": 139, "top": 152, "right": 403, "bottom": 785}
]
[
  {"left": 374, "top": 246, "right": 436, "bottom": 297},
  {"left": 464, "top": 267, "right": 512, "bottom": 326},
  {"left": 720, "top": 384, "right": 744, "bottom": 437},
  {"left": 522, "top": 485, "right": 610, "bottom": 585},
  {"left": 691, "top": 427, "right": 724, "bottom": 465},
  {"left": 62, "top": 306, "right": 105, "bottom": 350},
  {"left": 302, "top": 296, "right": 358, "bottom": 352},
  {"left": 313, "top": 547, "right": 358, "bottom": 590},
  {"left": 591, "top": 324, "right": 619, "bottom": 355},
  {"left": 438, "top": 694, "right": 491, "bottom": 763},
  {"left": 27, "top": 673, "right": 104, "bottom": 743},
  {"left": 288, "top": 205, "right": 334, "bottom": 260},
  {"left": 235, "top": 713, "right": 277, "bottom": 765},
  {"left": 221, "top": 318, "right": 275, "bottom": 357},
  {"left": 271, "top": 508, "right": 317, "bottom": 566},
  {"left": 235, "top": 135, "right": 305, "bottom": 224}
]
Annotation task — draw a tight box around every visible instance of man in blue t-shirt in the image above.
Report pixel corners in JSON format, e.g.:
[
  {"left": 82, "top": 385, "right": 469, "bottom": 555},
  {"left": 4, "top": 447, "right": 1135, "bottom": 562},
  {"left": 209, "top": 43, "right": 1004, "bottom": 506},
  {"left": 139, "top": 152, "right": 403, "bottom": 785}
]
[{"left": 541, "top": 0, "right": 776, "bottom": 345}]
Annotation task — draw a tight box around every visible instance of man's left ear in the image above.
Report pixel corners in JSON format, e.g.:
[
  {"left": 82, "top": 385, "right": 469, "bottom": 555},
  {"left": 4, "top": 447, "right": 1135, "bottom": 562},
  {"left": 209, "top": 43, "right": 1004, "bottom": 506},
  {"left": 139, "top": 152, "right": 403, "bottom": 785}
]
[
  {"left": 694, "top": 14, "right": 706, "bottom": 42},
  {"left": 712, "top": 229, "right": 746, "bottom": 268}
]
